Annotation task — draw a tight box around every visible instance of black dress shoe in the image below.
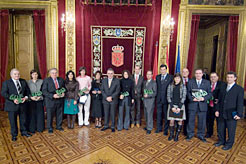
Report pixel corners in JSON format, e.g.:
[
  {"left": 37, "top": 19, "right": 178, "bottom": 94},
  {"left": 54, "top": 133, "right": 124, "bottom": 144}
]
[
  {"left": 186, "top": 136, "right": 193, "bottom": 141},
  {"left": 101, "top": 127, "right": 109, "bottom": 131},
  {"left": 222, "top": 145, "right": 232, "bottom": 151},
  {"left": 163, "top": 131, "right": 168, "bottom": 136},
  {"left": 48, "top": 129, "right": 53, "bottom": 133},
  {"left": 205, "top": 134, "right": 211, "bottom": 138},
  {"left": 198, "top": 137, "right": 207, "bottom": 143},
  {"left": 56, "top": 128, "right": 64, "bottom": 131},
  {"left": 155, "top": 129, "right": 162, "bottom": 133},
  {"left": 21, "top": 133, "right": 32, "bottom": 137},
  {"left": 214, "top": 142, "right": 224, "bottom": 147},
  {"left": 12, "top": 136, "right": 17, "bottom": 141},
  {"left": 111, "top": 128, "right": 115, "bottom": 132},
  {"left": 143, "top": 127, "right": 147, "bottom": 131},
  {"left": 146, "top": 130, "right": 151, "bottom": 134}
]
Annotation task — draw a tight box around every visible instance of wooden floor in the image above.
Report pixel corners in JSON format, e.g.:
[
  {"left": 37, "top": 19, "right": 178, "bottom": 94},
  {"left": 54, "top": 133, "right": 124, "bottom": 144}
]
[{"left": 0, "top": 111, "right": 246, "bottom": 164}]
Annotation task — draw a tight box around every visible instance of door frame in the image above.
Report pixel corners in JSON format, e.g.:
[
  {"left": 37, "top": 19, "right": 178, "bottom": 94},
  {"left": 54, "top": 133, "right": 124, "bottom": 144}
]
[
  {"left": 0, "top": 0, "right": 59, "bottom": 71},
  {"left": 176, "top": 0, "right": 246, "bottom": 87}
]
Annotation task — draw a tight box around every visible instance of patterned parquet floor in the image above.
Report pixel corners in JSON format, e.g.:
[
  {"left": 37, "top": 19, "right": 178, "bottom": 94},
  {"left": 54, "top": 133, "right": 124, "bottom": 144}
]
[{"left": 0, "top": 111, "right": 246, "bottom": 164}]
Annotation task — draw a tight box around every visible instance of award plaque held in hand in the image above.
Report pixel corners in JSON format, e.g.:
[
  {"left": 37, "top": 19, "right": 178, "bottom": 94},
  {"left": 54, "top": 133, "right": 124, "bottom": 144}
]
[
  {"left": 56, "top": 87, "right": 66, "bottom": 97},
  {"left": 192, "top": 89, "right": 207, "bottom": 100},
  {"left": 9, "top": 94, "right": 24, "bottom": 103},
  {"left": 31, "top": 91, "right": 42, "bottom": 97}
]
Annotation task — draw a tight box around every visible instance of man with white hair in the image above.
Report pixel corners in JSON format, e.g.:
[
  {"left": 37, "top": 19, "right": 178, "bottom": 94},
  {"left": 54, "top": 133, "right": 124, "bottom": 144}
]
[
  {"left": 1, "top": 68, "right": 32, "bottom": 141},
  {"left": 42, "top": 68, "right": 65, "bottom": 133}
]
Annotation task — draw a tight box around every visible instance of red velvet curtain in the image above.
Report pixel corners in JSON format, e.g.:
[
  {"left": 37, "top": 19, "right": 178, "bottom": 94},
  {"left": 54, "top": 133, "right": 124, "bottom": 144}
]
[
  {"left": 0, "top": 10, "right": 9, "bottom": 109},
  {"left": 169, "top": 0, "right": 181, "bottom": 74},
  {"left": 33, "top": 10, "right": 47, "bottom": 79},
  {"left": 226, "top": 16, "right": 239, "bottom": 72},
  {"left": 187, "top": 15, "right": 200, "bottom": 78},
  {"left": 58, "top": 0, "right": 66, "bottom": 78},
  {"left": 75, "top": 0, "right": 162, "bottom": 77}
]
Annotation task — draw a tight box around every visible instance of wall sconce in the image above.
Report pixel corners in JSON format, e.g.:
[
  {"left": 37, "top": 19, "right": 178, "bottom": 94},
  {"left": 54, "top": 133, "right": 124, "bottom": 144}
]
[
  {"left": 61, "top": 12, "right": 75, "bottom": 32},
  {"left": 161, "top": 15, "right": 175, "bottom": 47}
]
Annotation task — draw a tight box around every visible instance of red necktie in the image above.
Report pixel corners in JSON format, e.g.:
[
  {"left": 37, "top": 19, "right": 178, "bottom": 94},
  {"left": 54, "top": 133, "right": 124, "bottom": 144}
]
[
  {"left": 209, "top": 83, "right": 215, "bottom": 107},
  {"left": 184, "top": 78, "right": 187, "bottom": 85},
  {"left": 54, "top": 79, "right": 59, "bottom": 89},
  {"left": 135, "top": 76, "right": 138, "bottom": 85}
]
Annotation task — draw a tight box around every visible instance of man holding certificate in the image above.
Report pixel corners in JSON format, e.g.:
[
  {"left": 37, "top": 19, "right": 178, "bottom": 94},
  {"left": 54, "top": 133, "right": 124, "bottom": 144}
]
[{"left": 186, "top": 68, "right": 212, "bottom": 142}]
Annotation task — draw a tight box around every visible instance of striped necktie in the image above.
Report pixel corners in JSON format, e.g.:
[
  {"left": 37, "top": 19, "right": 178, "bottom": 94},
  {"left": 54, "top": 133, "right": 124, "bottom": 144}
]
[{"left": 16, "top": 80, "right": 22, "bottom": 94}]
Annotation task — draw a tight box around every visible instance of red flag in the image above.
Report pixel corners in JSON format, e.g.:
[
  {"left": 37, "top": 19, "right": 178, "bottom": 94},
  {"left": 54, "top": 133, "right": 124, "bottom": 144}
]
[
  {"left": 166, "top": 45, "right": 169, "bottom": 73},
  {"left": 153, "top": 41, "right": 158, "bottom": 80}
]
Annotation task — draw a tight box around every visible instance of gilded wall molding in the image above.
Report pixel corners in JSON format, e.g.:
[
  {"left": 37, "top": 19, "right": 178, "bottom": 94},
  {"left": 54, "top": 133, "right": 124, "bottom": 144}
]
[
  {"left": 65, "top": 0, "right": 76, "bottom": 73},
  {"left": 176, "top": 3, "right": 246, "bottom": 87},
  {"left": 158, "top": 0, "right": 172, "bottom": 73}
]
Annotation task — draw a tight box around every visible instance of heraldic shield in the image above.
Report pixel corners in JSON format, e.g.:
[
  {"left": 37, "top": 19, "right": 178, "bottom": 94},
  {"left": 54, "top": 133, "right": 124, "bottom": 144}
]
[{"left": 112, "top": 44, "right": 124, "bottom": 67}]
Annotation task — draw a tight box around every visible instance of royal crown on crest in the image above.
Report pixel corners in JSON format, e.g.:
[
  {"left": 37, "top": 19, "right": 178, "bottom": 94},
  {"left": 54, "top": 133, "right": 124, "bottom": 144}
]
[{"left": 112, "top": 44, "right": 124, "bottom": 52}]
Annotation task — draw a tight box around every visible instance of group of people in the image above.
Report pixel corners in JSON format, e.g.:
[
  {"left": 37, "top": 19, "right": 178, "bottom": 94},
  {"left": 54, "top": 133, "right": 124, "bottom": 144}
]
[{"left": 1, "top": 65, "right": 244, "bottom": 151}]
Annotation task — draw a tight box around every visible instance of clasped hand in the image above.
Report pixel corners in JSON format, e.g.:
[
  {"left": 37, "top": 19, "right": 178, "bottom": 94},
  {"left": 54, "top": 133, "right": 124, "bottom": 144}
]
[{"left": 172, "top": 107, "right": 181, "bottom": 114}]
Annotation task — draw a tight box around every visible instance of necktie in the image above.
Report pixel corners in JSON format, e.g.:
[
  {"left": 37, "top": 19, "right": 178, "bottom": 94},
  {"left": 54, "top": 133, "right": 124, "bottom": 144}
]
[
  {"left": 197, "top": 81, "right": 201, "bottom": 88},
  {"left": 16, "top": 80, "right": 22, "bottom": 94},
  {"left": 135, "top": 75, "right": 138, "bottom": 85},
  {"left": 54, "top": 79, "right": 59, "bottom": 89},
  {"left": 184, "top": 78, "right": 187, "bottom": 85},
  {"left": 108, "top": 79, "right": 112, "bottom": 88},
  {"left": 226, "top": 85, "right": 230, "bottom": 92},
  {"left": 161, "top": 75, "right": 165, "bottom": 81},
  {"left": 209, "top": 83, "right": 215, "bottom": 107},
  {"left": 146, "top": 80, "right": 149, "bottom": 86}
]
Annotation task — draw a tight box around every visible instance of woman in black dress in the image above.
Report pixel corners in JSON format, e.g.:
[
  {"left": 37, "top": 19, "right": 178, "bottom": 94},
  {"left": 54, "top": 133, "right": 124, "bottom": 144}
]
[{"left": 91, "top": 71, "right": 103, "bottom": 128}]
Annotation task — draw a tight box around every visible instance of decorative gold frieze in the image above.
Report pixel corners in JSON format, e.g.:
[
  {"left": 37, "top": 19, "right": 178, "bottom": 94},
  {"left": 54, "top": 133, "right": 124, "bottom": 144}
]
[
  {"left": 65, "top": 0, "right": 76, "bottom": 73},
  {"left": 158, "top": 0, "right": 173, "bottom": 72}
]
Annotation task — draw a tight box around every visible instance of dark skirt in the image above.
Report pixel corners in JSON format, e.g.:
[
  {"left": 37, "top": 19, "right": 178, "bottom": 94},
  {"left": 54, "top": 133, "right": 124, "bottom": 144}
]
[
  {"left": 91, "top": 97, "right": 103, "bottom": 118},
  {"left": 27, "top": 101, "right": 45, "bottom": 133}
]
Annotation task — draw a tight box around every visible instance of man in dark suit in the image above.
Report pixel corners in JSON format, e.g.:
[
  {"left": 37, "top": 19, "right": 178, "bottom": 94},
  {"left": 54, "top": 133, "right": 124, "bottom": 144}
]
[
  {"left": 205, "top": 72, "right": 226, "bottom": 138},
  {"left": 42, "top": 68, "right": 65, "bottom": 133},
  {"left": 156, "top": 64, "right": 173, "bottom": 135},
  {"left": 202, "top": 68, "right": 210, "bottom": 81},
  {"left": 1, "top": 68, "right": 32, "bottom": 141},
  {"left": 214, "top": 72, "right": 244, "bottom": 150},
  {"left": 101, "top": 68, "right": 120, "bottom": 132},
  {"left": 131, "top": 65, "right": 144, "bottom": 128},
  {"left": 143, "top": 70, "right": 157, "bottom": 134},
  {"left": 186, "top": 68, "right": 212, "bottom": 142},
  {"left": 182, "top": 68, "right": 190, "bottom": 136}
]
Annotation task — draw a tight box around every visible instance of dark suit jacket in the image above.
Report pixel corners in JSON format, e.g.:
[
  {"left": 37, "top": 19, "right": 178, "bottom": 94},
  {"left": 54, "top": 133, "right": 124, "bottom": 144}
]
[
  {"left": 210, "top": 81, "right": 226, "bottom": 108},
  {"left": 187, "top": 78, "right": 212, "bottom": 112},
  {"left": 156, "top": 74, "right": 173, "bottom": 104},
  {"left": 202, "top": 73, "right": 210, "bottom": 81},
  {"left": 1, "top": 78, "right": 30, "bottom": 112},
  {"left": 131, "top": 74, "right": 144, "bottom": 98},
  {"left": 42, "top": 77, "right": 65, "bottom": 108},
  {"left": 101, "top": 77, "right": 120, "bottom": 104},
  {"left": 216, "top": 83, "right": 244, "bottom": 119}
]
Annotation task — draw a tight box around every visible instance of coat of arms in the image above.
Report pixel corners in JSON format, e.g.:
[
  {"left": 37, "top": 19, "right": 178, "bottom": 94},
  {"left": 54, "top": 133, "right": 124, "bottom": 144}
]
[
  {"left": 112, "top": 44, "right": 124, "bottom": 67},
  {"left": 136, "top": 37, "right": 143, "bottom": 46},
  {"left": 93, "top": 35, "right": 100, "bottom": 45}
]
